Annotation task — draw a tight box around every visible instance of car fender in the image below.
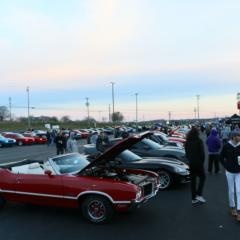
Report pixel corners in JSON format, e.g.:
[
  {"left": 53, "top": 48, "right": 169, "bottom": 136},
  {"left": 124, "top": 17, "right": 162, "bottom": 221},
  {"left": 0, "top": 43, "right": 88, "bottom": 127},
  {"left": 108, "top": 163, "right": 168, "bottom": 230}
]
[{"left": 77, "top": 191, "right": 131, "bottom": 204}]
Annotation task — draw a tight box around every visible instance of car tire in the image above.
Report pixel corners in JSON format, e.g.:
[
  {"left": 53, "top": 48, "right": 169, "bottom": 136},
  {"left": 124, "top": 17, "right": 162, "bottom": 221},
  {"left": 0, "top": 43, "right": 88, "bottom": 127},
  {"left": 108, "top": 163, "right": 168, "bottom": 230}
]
[
  {"left": 0, "top": 142, "right": 2, "bottom": 148},
  {"left": 158, "top": 170, "right": 172, "bottom": 190},
  {"left": 18, "top": 141, "right": 23, "bottom": 146},
  {"left": 81, "top": 195, "right": 114, "bottom": 224},
  {"left": 0, "top": 194, "right": 6, "bottom": 209}
]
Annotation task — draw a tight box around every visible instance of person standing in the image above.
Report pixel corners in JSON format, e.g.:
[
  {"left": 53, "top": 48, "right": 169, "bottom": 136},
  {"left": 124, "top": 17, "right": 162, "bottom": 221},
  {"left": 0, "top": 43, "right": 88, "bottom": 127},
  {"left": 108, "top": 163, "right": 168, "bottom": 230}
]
[
  {"left": 90, "top": 132, "right": 98, "bottom": 144},
  {"left": 221, "top": 126, "right": 230, "bottom": 145},
  {"left": 185, "top": 126, "right": 206, "bottom": 204},
  {"left": 206, "top": 128, "right": 221, "bottom": 174},
  {"left": 46, "top": 130, "right": 52, "bottom": 146},
  {"left": 220, "top": 131, "right": 240, "bottom": 221},
  {"left": 66, "top": 132, "right": 79, "bottom": 153},
  {"left": 96, "top": 131, "right": 110, "bottom": 153},
  {"left": 54, "top": 131, "right": 65, "bottom": 155}
]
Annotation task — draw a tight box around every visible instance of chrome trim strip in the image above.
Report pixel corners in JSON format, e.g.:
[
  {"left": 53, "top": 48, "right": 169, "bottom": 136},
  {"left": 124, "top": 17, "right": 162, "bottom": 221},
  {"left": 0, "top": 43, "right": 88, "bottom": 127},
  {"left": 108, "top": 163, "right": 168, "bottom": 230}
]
[
  {"left": 0, "top": 189, "right": 131, "bottom": 204},
  {"left": 76, "top": 191, "right": 131, "bottom": 204}
]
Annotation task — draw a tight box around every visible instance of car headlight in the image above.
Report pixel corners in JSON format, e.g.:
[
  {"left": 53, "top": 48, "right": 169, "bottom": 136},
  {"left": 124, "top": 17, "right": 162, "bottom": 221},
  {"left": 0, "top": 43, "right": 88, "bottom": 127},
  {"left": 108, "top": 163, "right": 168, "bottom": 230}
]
[
  {"left": 135, "top": 188, "right": 142, "bottom": 201},
  {"left": 174, "top": 166, "right": 188, "bottom": 173}
]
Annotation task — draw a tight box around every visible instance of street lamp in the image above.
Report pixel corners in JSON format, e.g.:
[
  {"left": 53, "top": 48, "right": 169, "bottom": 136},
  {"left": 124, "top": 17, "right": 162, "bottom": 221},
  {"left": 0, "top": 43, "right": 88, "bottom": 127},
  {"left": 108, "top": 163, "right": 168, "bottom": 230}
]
[
  {"left": 108, "top": 104, "right": 111, "bottom": 122},
  {"left": 168, "top": 111, "right": 171, "bottom": 123},
  {"left": 9, "top": 97, "right": 12, "bottom": 121},
  {"left": 85, "top": 97, "right": 90, "bottom": 127},
  {"left": 194, "top": 107, "right": 197, "bottom": 120},
  {"left": 110, "top": 82, "right": 115, "bottom": 120},
  {"left": 196, "top": 95, "right": 200, "bottom": 120}
]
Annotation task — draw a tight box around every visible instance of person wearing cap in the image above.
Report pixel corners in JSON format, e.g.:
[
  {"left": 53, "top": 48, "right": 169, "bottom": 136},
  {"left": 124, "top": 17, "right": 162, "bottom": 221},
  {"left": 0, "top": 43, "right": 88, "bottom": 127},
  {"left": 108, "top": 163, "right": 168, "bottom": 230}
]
[{"left": 220, "top": 131, "right": 240, "bottom": 221}]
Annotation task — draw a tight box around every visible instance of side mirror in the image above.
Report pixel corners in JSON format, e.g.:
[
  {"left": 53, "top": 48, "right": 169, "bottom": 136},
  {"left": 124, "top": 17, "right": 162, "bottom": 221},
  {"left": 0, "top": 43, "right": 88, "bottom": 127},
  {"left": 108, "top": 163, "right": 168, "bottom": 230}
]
[{"left": 44, "top": 170, "right": 52, "bottom": 176}]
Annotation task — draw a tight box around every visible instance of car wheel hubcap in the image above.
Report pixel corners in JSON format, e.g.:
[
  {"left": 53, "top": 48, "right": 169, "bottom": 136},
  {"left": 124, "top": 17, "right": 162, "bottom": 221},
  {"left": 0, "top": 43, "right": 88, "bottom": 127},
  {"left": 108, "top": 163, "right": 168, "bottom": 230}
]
[
  {"left": 159, "top": 172, "right": 170, "bottom": 189},
  {"left": 88, "top": 200, "right": 106, "bottom": 220}
]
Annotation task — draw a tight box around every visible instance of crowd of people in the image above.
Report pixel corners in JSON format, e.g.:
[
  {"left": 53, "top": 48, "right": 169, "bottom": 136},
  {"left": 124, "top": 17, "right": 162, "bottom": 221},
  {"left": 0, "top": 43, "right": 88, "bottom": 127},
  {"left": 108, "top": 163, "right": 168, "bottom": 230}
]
[
  {"left": 185, "top": 124, "right": 240, "bottom": 222},
  {"left": 47, "top": 129, "right": 113, "bottom": 156}
]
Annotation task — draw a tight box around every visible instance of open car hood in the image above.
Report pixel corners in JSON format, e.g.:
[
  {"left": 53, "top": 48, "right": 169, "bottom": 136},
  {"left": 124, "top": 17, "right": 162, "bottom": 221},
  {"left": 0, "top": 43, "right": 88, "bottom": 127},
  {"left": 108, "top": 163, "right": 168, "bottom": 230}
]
[{"left": 81, "top": 131, "right": 152, "bottom": 171}]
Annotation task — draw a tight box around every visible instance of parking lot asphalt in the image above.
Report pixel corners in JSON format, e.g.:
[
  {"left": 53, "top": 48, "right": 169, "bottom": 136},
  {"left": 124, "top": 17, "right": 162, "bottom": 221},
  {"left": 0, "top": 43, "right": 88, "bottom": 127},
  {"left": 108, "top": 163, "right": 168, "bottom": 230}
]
[{"left": 0, "top": 138, "right": 239, "bottom": 240}]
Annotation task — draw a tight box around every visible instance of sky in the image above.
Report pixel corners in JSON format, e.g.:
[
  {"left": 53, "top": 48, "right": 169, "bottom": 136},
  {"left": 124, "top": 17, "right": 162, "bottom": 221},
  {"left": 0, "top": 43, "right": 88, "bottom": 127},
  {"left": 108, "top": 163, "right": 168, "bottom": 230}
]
[{"left": 0, "top": 0, "right": 240, "bottom": 122}]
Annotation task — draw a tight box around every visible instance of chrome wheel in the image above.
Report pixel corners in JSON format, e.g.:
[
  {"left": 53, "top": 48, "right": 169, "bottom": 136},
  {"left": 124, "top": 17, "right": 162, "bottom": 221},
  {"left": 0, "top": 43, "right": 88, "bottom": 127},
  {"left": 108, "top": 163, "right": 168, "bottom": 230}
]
[
  {"left": 158, "top": 170, "right": 172, "bottom": 190},
  {"left": 87, "top": 200, "right": 106, "bottom": 221},
  {"left": 81, "top": 196, "right": 113, "bottom": 223}
]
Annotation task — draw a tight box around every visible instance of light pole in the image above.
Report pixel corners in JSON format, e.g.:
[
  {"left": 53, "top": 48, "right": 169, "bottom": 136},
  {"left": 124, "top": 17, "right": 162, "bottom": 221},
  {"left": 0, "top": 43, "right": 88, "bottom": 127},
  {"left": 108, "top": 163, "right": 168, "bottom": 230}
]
[
  {"left": 168, "top": 111, "right": 171, "bottom": 123},
  {"left": 110, "top": 82, "right": 115, "bottom": 121},
  {"left": 9, "top": 97, "right": 12, "bottom": 121},
  {"left": 85, "top": 97, "right": 90, "bottom": 127},
  {"left": 26, "top": 86, "right": 31, "bottom": 129},
  {"left": 194, "top": 107, "right": 197, "bottom": 120},
  {"left": 135, "top": 93, "right": 138, "bottom": 129},
  {"left": 108, "top": 104, "right": 111, "bottom": 122},
  {"left": 196, "top": 94, "right": 200, "bottom": 120}
]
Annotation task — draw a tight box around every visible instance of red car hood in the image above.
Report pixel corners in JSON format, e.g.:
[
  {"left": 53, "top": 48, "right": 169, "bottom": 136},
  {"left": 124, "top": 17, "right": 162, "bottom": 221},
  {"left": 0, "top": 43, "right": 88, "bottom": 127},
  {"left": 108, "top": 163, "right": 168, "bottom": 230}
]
[{"left": 82, "top": 131, "right": 152, "bottom": 170}]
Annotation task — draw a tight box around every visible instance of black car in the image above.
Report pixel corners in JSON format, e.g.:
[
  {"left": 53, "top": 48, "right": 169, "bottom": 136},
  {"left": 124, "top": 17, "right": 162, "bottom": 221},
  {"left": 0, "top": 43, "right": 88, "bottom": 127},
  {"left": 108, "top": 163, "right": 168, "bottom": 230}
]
[
  {"left": 149, "top": 133, "right": 184, "bottom": 148},
  {"left": 129, "top": 138, "right": 188, "bottom": 163},
  {"left": 87, "top": 149, "right": 189, "bottom": 190}
]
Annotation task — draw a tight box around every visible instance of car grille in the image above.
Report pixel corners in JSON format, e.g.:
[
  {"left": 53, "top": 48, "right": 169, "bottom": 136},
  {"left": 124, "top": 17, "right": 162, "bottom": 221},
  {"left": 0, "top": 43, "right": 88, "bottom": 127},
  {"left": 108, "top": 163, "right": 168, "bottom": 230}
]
[{"left": 141, "top": 182, "right": 153, "bottom": 197}]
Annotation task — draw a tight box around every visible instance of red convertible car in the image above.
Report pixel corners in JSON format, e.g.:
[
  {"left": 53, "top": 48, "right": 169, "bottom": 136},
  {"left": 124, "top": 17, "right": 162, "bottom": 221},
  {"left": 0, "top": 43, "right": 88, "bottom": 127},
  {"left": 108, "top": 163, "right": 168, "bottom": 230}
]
[{"left": 0, "top": 135, "right": 160, "bottom": 223}]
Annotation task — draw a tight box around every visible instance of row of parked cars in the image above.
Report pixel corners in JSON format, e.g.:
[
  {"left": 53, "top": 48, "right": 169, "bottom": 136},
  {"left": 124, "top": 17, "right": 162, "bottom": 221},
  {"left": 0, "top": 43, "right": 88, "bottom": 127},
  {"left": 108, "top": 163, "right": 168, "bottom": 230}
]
[
  {"left": 0, "top": 127, "right": 190, "bottom": 223},
  {"left": 0, "top": 131, "right": 47, "bottom": 147},
  {"left": 0, "top": 129, "right": 189, "bottom": 224},
  {"left": 84, "top": 130, "right": 188, "bottom": 190}
]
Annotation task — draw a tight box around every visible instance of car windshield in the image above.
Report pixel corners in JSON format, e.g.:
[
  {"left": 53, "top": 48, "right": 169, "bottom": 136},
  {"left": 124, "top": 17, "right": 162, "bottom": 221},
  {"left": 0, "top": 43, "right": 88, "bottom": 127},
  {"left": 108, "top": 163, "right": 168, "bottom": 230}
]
[
  {"left": 51, "top": 154, "right": 90, "bottom": 174},
  {"left": 15, "top": 133, "right": 24, "bottom": 138},
  {"left": 117, "top": 150, "right": 142, "bottom": 162},
  {"left": 142, "top": 138, "right": 162, "bottom": 150},
  {"left": 0, "top": 134, "right": 5, "bottom": 139},
  {"left": 157, "top": 133, "right": 168, "bottom": 141}
]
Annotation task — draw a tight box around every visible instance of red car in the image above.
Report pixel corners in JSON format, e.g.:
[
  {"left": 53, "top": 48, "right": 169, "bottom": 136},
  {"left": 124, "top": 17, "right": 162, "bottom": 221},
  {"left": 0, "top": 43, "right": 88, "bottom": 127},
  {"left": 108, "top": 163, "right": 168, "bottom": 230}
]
[
  {"left": 78, "top": 129, "right": 89, "bottom": 138},
  {"left": 2, "top": 133, "right": 35, "bottom": 146},
  {"left": 23, "top": 133, "right": 47, "bottom": 144},
  {"left": 0, "top": 135, "right": 160, "bottom": 223}
]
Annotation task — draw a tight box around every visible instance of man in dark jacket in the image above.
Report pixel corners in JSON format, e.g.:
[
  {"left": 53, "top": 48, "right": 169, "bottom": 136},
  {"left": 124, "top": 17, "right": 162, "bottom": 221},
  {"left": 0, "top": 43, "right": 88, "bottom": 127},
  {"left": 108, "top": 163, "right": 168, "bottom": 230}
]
[
  {"left": 54, "top": 131, "right": 65, "bottom": 155},
  {"left": 220, "top": 131, "right": 240, "bottom": 221},
  {"left": 206, "top": 128, "right": 221, "bottom": 174},
  {"left": 185, "top": 126, "right": 206, "bottom": 204}
]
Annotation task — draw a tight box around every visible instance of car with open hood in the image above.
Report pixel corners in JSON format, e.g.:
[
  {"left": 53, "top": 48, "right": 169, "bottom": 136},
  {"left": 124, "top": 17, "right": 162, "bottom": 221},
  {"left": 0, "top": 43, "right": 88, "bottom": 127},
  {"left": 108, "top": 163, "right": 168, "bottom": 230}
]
[
  {"left": 0, "top": 134, "right": 160, "bottom": 224},
  {"left": 103, "top": 149, "right": 190, "bottom": 190}
]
